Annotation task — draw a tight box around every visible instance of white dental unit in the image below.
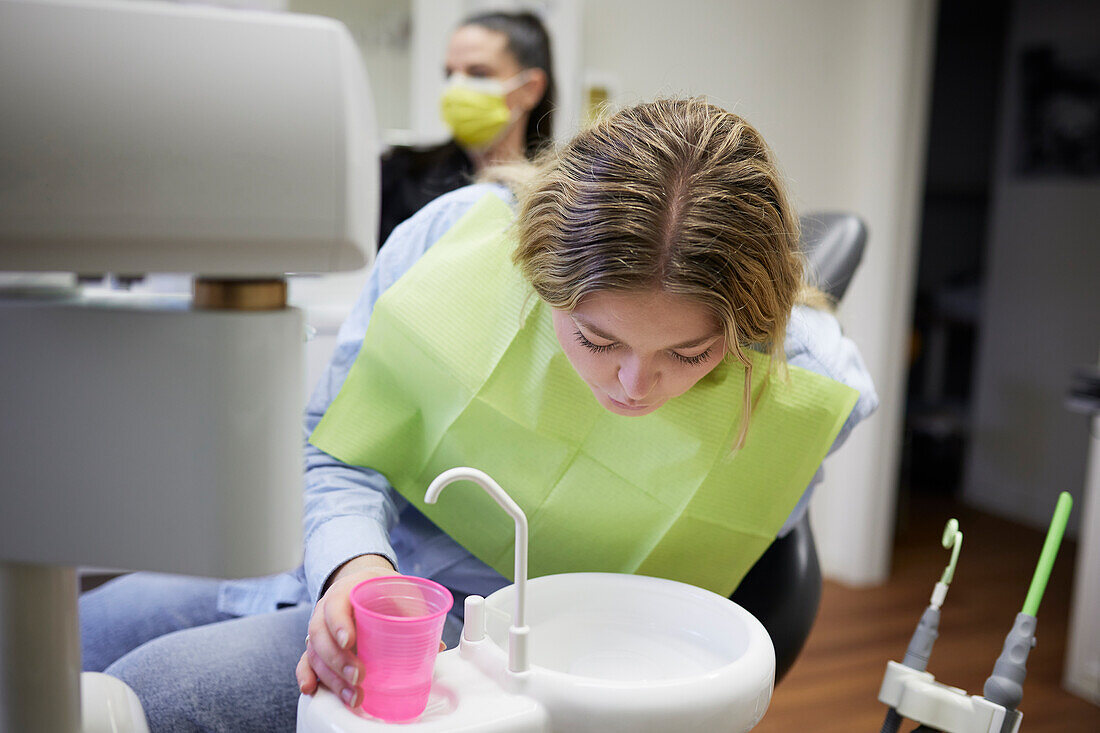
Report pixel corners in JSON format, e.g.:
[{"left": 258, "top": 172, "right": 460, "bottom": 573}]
[
  {"left": 0, "top": 0, "right": 377, "bottom": 730},
  {"left": 297, "top": 468, "right": 776, "bottom": 733}
]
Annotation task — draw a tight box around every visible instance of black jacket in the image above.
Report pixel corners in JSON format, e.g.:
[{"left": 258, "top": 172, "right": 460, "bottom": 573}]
[{"left": 378, "top": 141, "right": 474, "bottom": 247}]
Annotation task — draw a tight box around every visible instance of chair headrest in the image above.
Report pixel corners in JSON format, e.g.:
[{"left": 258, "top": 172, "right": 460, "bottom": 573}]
[{"left": 799, "top": 212, "right": 867, "bottom": 303}]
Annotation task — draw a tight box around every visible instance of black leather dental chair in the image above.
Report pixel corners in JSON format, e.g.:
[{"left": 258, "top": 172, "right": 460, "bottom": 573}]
[{"left": 729, "top": 211, "right": 867, "bottom": 684}]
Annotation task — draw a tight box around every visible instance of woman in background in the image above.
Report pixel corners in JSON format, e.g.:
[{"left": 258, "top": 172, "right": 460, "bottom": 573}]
[{"left": 378, "top": 10, "right": 555, "bottom": 246}]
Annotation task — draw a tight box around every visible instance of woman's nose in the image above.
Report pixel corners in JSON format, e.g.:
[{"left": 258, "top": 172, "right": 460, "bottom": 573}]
[{"left": 618, "top": 358, "right": 658, "bottom": 401}]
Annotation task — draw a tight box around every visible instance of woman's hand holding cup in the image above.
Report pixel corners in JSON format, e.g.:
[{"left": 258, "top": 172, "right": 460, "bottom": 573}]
[{"left": 296, "top": 554, "right": 398, "bottom": 708}]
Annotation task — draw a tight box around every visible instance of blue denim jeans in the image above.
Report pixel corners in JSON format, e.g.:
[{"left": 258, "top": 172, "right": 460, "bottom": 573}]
[{"left": 80, "top": 572, "right": 310, "bottom": 732}]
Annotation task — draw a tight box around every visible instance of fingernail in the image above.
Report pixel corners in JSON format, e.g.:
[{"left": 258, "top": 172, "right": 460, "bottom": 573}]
[
  {"left": 336, "top": 628, "right": 349, "bottom": 648},
  {"left": 341, "top": 687, "right": 356, "bottom": 706},
  {"left": 343, "top": 665, "right": 359, "bottom": 685}
]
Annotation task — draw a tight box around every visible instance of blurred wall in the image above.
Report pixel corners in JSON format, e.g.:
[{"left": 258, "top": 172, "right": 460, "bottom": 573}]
[
  {"left": 583, "top": 0, "right": 938, "bottom": 585},
  {"left": 290, "top": 0, "right": 412, "bottom": 137},
  {"left": 963, "top": 0, "right": 1100, "bottom": 535}
]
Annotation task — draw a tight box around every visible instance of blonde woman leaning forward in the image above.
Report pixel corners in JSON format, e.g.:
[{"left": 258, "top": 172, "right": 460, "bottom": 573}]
[{"left": 79, "top": 99, "right": 877, "bottom": 732}]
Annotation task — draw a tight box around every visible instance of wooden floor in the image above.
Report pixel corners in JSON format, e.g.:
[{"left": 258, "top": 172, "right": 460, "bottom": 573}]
[{"left": 755, "top": 491, "right": 1099, "bottom": 732}]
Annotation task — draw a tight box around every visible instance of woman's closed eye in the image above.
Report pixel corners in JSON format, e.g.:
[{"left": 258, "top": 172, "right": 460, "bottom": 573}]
[
  {"left": 574, "top": 330, "right": 615, "bottom": 353},
  {"left": 671, "top": 348, "right": 713, "bottom": 366}
]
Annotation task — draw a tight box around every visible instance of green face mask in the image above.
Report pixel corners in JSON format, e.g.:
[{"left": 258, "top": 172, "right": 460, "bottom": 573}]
[{"left": 440, "top": 72, "right": 528, "bottom": 150}]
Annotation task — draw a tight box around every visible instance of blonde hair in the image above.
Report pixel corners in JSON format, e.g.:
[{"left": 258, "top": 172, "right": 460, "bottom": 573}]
[{"left": 512, "top": 98, "right": 804, "bottom": 448}]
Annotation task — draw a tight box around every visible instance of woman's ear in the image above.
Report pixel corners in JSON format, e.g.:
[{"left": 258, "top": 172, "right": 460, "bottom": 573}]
[{"left": 515, "top": 68, "right": 548, "bottom": 113}]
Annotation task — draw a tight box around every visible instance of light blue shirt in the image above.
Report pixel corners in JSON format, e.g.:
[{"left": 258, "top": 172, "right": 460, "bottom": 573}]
[{"left": 217, "top": 183, "right": 879, "bottom": 617}]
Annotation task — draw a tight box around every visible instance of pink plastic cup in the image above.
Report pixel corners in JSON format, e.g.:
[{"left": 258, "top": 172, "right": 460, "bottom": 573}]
[{"left": 350, "top": 575, "right": 453, "bottom": 722}]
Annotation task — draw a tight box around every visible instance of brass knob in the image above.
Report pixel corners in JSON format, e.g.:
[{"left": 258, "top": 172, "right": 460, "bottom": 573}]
[{"left": 193, "top": 278, "right": 287, "bottom": 311}]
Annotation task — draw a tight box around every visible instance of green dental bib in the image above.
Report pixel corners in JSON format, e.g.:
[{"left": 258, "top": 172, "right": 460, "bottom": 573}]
[{"left": 311, "top": 195, "right": 858, "bottom": 597}]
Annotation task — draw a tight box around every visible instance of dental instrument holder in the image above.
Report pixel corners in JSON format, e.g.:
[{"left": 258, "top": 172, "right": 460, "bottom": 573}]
[
  {"left": 880, "top": 520, "right": 962, "bottom": 733},
  {"left": 982, "top": 492, "right": 1073, "bottom": 733},
  {"left": 876, "top": 493, "right": 1073, "bottom": 733},
  {"left": 0, "top": 1, "right": 378, "bottom": 730}
]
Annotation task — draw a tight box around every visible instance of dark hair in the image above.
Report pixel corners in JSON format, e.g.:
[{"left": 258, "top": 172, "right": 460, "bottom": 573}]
[{"left": 461, "top": 10, "right": 555, "bottom": 156}]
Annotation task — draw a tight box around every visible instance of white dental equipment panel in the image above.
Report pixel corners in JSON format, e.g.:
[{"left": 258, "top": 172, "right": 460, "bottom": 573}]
[
  {"left": 0, "top": 0, "right": 379, "bottom": 581},
  {"left": 0, "top": 0, "right": 377, "bottom": 276}
]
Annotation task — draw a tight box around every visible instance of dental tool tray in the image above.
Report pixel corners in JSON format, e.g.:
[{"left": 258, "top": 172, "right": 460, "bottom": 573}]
[{"left": 296, "top": 468, "right": 776, "bottom": 732}]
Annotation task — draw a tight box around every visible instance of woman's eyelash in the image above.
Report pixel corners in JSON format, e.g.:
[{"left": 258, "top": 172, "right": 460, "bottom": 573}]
[
  {"left": 574, "top": 330, "right": 614, "bottom": 353},
  {"left": 673, "top": 348, "right": 712, "bottom": 366}
]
